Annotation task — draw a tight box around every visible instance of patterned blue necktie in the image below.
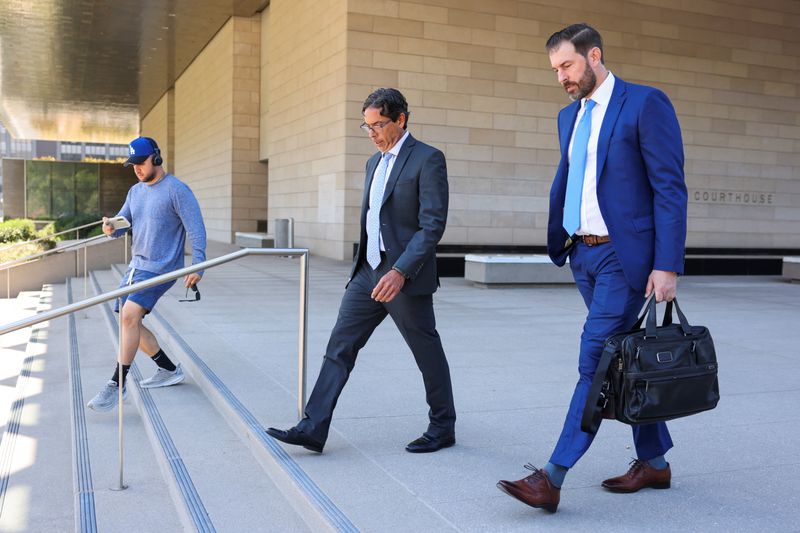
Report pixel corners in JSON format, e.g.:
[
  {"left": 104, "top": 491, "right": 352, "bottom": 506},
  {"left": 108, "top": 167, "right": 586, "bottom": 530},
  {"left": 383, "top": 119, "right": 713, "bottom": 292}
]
[
  {"left": 563, "top": 99, "right": 596, "bottom": 236},
  {"left": 366, "top": 152, "right": 393, "bottom": 269}
]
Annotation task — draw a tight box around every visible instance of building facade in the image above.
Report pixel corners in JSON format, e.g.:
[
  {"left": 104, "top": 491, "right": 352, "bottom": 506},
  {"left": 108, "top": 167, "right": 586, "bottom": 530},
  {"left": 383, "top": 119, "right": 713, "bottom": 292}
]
[
  {"left": 137, "top": 0, "right": 799, "bottom": 258},
  {"left": 0, "top": 123, "right": 129, "bottom": 218}
]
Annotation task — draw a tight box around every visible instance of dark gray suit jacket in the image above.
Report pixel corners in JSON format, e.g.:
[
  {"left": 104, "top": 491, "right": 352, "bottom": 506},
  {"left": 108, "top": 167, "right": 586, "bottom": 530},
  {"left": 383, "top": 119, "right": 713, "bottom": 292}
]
[{"left": 349, "top": 133, "right": 448, "bottom": 296}]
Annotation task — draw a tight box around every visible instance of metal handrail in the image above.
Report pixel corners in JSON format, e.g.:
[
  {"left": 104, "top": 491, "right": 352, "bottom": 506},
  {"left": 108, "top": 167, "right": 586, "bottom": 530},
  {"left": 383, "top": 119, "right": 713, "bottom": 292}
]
[
  {"left": 2, "top": 228, "right": 130, "bottom": 299},
  {"left": 0, "top": 247, "right": 310, "bottom": 490},
  {"left": 0, "top": 234, "right": 106, "bottom": 271},
  {"left": 0, "top": 219, "right": 103, "bottom": 253}
]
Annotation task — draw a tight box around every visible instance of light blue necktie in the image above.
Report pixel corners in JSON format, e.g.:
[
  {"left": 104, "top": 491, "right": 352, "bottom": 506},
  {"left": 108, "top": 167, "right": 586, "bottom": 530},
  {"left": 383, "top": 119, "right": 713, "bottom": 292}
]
[
  {"left": 563, "top": 99, "right": 596, "bottom": 236},
  {"left": 366, "top": 152, "right": 393, "bottom": 269}
]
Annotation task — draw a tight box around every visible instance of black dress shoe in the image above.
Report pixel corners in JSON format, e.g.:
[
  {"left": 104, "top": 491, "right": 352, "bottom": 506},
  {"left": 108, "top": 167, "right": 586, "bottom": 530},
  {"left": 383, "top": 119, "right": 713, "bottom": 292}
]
[
  {"left": 405, "top": 434, "right": 455, "bottom": 453},
  {"left": 265, "top": 426, "right": 325, "bottom": 453}
]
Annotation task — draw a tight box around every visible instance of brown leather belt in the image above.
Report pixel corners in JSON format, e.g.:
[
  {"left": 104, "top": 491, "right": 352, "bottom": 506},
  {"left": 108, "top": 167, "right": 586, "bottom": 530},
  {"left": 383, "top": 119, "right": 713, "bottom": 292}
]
[{"left": 578, "top": 234, "right": 611, "bottom": 246}]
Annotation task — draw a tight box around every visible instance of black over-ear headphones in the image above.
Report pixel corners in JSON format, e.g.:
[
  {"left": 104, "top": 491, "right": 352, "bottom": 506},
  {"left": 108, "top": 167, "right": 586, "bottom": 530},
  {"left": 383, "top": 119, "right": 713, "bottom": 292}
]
[{"left": 145, "top": 137, "right": 163, "bottom": 166}]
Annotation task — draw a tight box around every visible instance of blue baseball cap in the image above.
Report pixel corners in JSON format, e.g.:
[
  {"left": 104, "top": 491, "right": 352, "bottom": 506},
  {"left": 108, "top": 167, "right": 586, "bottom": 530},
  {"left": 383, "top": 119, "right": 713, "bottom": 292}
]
[{"left": 123, "top": 137, "right": 159, "bottom": 166}]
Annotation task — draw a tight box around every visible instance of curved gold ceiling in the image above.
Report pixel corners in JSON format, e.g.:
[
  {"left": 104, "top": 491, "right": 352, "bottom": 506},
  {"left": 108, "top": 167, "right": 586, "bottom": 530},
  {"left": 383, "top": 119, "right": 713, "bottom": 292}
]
[{"left": 0, "top": 0, "right": 265, "bottom": 143}]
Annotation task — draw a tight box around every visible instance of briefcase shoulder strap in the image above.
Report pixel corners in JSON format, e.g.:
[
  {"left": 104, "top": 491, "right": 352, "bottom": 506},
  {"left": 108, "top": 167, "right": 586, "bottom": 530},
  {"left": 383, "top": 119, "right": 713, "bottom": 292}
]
[{"left": 581, "top": 342, "right": 618, "bottom": 435}]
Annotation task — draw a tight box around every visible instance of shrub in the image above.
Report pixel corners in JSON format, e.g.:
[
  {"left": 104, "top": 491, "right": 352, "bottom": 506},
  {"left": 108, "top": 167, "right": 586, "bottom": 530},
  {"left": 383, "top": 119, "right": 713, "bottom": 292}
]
[
  {"left": 37, "top": 223, "right": 57, "bottom": 250},
  {"left": 53, "top": 212, "right": 104, "bottom": 239},
  {"left": 0, "top": 219, "right": 38, "bottom": 244}
]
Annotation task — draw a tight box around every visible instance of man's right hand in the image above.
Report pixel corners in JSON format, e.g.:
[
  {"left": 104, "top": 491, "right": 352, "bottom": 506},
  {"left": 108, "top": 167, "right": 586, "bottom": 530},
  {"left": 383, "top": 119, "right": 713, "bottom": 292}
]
[
  {"left": 646, "top": 269, "right": 678, "bottom": 302},
  {"left": 101, "top": 217, "right": 114, "bottom": 236}
]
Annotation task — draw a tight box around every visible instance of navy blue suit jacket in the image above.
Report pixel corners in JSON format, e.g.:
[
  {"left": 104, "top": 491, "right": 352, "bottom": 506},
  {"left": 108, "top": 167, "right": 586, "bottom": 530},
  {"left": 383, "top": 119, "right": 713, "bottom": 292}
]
[
  {"left": 547, "top": 77, "right": 688, "bottom": 292},
  {"left": 350, "top": 134, "right": 448, "bottom": 295}
]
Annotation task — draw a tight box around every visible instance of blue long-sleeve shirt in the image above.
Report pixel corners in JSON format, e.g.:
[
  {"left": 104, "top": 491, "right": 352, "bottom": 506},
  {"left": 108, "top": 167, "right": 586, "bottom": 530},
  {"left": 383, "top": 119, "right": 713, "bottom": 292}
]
[{"left": 114, "top": 174, "right": 207, "bottom": 275}]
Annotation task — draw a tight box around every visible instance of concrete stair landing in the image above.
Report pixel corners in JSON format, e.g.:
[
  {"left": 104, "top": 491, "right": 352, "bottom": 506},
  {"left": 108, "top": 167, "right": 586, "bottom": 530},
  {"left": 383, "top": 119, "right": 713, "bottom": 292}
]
[{"left": 0, "top": 251, "right": 798, "bottom": 532}]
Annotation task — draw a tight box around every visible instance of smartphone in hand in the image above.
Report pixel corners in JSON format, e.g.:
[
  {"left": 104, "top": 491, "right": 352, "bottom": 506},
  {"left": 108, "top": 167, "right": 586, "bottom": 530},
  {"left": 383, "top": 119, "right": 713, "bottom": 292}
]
[{"left": 106, "top": 216, "right": 131, "bottom": 230}]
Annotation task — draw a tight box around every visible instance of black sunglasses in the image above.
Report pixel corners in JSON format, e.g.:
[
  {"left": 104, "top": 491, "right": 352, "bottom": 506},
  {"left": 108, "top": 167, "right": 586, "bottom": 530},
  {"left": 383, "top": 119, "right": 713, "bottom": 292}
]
[{"left": 179, "top": 284, "right": 201, "bottom": 302}]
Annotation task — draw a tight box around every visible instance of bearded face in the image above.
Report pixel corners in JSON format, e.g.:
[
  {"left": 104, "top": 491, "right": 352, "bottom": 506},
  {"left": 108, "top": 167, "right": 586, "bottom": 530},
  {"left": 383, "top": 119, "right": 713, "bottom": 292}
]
[
  {"left": 550, "top": 42, "right": 603, "bottom": 102},
  {"left": 563, "top": 60, "right": 597, "bottom": 102}
]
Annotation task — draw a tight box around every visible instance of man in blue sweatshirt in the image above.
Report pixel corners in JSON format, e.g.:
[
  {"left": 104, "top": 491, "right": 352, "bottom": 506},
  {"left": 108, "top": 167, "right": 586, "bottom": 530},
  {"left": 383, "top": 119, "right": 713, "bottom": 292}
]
[{"left": 87, "top": 136, "right": 207, "bottom": 412}]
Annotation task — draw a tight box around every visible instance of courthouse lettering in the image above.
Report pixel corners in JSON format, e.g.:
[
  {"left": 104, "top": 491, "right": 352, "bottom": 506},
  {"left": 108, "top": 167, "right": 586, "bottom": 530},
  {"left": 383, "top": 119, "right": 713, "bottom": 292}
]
[{"left": 691, "top": 189, "right": 773, "bottom": 205}]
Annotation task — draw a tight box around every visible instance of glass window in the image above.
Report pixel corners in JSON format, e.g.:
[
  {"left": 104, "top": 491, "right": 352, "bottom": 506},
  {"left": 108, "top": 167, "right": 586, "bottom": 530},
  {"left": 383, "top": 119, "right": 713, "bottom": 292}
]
[
  {"left": 25, "top": 160, "right": 99, "bottom": 219},
  {"left": 52, "top": 162, "right": 76, "bottom": 217},
  {"left": 25, "top": 161, "right": 51, "bottom": 218},
  {"left": 74, "top": 163, "right": 99, "bottom": 214}
]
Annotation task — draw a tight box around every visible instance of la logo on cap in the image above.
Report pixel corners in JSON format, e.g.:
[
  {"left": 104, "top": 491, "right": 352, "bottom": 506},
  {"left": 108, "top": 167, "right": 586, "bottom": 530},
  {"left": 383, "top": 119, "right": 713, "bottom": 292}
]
[{"left": 129, "top": 145, "right": 135, "bottom": 155}]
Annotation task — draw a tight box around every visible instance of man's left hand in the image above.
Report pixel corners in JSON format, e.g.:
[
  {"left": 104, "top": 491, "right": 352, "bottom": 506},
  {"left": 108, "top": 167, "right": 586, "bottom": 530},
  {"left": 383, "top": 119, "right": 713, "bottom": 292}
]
[
  {"left": 184, "top": 273, "right": 202, "bottom": 288},
  {"left": 371, "top": 269, "right": 405, "bottom": 302},
  {"left": 645, "top": 269, "right": 677, "bottom": 302}
]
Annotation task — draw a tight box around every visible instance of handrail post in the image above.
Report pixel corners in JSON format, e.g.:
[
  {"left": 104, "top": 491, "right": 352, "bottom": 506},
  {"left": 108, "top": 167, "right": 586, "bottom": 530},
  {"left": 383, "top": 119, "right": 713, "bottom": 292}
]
[
  {"left": 83, "top": 244, "right": 88, "bottom": 302},
  {"left": 6, "top": 269, "right": 9, "bottom": 299},
  {"left": 114, "top": 296, "right": 127, "bottom": 491},
  {"left": 297, "top": 251, "right": 308, "bottom": 419}
]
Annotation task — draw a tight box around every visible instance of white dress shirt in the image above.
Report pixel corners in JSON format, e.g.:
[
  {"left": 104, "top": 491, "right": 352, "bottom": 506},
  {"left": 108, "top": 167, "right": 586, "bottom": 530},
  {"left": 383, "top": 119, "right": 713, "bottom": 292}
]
[
  {"left": 368, "top": 129, "right": 410, "bottom": 251},
  {"left": 567, "top": 72, "right": 616, "bottom": 236}
]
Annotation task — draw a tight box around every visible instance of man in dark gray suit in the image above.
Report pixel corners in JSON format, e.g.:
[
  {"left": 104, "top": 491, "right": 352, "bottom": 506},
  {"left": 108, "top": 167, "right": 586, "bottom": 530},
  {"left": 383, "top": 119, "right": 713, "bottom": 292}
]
[{"left": 267, "top": 88, "right": 457, "bottom": 454}]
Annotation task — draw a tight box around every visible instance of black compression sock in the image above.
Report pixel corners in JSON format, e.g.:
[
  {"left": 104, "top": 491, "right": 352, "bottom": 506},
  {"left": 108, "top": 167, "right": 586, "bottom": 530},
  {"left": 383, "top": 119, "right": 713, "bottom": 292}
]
[
  {"left": 111, "top": 364, "right": 131, "bottom": 387},
  {"left": 151, "top": 349, "right": 177, "bottom": 372}
]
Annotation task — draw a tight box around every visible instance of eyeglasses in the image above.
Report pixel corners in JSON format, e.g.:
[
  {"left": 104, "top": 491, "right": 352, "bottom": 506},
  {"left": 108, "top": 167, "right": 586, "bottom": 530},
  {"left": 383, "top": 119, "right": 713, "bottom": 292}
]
[
  {"left": 178, "top": 285, "right": 201, "bottom": 302},
  {"left": 359, "top": 120, "right": 392, "bottom": 134}
]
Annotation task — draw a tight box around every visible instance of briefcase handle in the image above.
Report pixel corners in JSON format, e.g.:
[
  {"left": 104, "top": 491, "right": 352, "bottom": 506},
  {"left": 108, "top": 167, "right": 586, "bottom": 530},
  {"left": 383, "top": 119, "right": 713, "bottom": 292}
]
[{"left": 632, "top": 295, "right": 692, "bottom": 338}]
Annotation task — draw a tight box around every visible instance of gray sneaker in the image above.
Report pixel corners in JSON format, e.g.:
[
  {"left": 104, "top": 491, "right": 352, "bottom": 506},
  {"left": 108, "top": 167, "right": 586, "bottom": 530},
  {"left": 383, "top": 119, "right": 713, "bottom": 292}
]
[
  {"left": 87, "top": 380, "right": 127, "bottom": 412},
  {"left": 139, "top": 363, "right": 185, "bottom": 389}
]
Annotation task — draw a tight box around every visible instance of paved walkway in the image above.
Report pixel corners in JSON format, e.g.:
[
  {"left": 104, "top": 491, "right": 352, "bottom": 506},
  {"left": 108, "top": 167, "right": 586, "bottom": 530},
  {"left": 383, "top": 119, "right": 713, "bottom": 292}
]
[{"left": 153, "top": 243, "right": 800, "bottom": 532}]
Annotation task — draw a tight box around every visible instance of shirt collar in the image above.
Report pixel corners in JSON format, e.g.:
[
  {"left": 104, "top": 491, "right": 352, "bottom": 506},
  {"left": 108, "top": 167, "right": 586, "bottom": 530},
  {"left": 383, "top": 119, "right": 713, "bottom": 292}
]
[
  {"left": 583, "top": 71, "right": 615, "bottom": 110},
  {"left": 385, "top": 130, "right": 410, "bottom": 157}
]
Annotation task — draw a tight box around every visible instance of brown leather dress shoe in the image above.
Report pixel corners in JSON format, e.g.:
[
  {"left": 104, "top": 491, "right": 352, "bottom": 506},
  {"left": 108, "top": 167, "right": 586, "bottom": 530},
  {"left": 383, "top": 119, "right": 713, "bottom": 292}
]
[
  {"left": 496, "top": 464, "right": 560, "bottom": 513},
  {"left": 601, "top": 459, "right": 671, "bottom": 493}
]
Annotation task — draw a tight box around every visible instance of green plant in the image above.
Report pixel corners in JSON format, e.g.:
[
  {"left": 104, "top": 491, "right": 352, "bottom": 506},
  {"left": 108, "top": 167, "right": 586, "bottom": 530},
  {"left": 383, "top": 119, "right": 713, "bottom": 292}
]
[
  {"left": 53, "top": 212, "right": 104, "bottom": 239},
  {"left": 37, "top": 223, "right": 57, "bottom": 250},
  {"left": 0, "top": 219, "right": 38, "bottom": 244}
]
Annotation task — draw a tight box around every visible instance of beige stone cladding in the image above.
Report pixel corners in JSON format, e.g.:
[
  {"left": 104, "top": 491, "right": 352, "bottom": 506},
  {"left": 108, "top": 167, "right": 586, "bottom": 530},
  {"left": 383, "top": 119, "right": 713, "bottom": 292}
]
[
  {"left": 344, "top": 0, "right": 558, "bottom": 250},
  {"left": 255, "top": 1, "right": 799, "bottom": 257},
  {"left": 261, "top": 0, "right": 350, "bottom": 259},
  {"left": 338, "top": 0, "right": 800, "bottom": 252},
  {"left": 172, "top": 16, "right": 266, "bottom": 244},
  {"left": 141, "top": 89, "right": 173, "bottom": 173}
]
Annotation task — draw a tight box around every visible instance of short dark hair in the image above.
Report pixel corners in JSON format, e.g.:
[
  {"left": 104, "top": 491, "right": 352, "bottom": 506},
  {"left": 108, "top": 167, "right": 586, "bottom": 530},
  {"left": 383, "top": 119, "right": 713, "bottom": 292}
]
[
  {"left": 362, "top": 88, "right": 410, "bottom": 130},
  {"left": 545, "top": 23, "right": 604, "bottom": 64}
]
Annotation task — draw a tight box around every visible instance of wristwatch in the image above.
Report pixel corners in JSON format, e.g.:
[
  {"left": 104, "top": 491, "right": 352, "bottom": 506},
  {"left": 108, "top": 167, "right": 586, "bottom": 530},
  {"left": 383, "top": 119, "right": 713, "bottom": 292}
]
[{"left": 391, "top": 266, "right": 410, "bottom": 279}]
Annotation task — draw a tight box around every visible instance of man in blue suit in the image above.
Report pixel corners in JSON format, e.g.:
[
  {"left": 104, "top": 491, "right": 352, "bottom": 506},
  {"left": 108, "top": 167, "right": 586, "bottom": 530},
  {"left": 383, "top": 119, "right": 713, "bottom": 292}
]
[
  {"left": 267, "top": 88, "right": 457, "bottom": 454},
  {"left": 498, "top": 23, "right": 688, "bottom": 512}
]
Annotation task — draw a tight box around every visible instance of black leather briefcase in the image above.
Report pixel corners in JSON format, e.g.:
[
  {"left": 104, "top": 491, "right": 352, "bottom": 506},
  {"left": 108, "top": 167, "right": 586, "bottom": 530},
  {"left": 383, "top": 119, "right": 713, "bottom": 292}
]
[{"left": 581, "top": 295, "right": 720, "bottom": 435}]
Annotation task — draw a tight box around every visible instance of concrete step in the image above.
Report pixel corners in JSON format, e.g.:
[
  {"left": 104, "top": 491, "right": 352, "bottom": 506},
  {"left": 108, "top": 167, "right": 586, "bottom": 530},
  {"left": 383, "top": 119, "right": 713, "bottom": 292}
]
[
  {"left": 0, "top": 285, "right": 75, "bottom": 531},
  {"left": 69, "top": 276, "right": 184, "bottom": 532},
  {"left": 0, "top": 291, "right": 41, "bottom": 433},
  {"left": 106, "top": 262, "right": 362, "bottom": 531},
  {"left": 108, "top": 257, "right": 457, "bottom": 531},
  {"left": 91, "top": 269, "right": 310, "bottom": 532},
  {"left": 0, "top": 280, "right": 185, "bottom": 531}
]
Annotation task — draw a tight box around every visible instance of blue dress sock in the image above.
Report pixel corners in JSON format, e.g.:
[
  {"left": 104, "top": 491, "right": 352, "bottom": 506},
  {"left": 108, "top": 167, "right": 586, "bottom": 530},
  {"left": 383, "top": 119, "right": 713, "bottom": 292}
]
[
  {"left": 544, "top": 462, "right": 568, "bottom": 488},
  {"left": 647, "top": 455, "right": 668, "bottom": 470}
]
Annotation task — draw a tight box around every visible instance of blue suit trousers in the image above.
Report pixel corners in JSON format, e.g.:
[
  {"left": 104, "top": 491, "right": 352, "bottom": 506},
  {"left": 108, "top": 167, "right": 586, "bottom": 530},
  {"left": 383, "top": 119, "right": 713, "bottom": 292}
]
[{"left": 549, "top": 243, "right": 673, "bottom": 468}]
